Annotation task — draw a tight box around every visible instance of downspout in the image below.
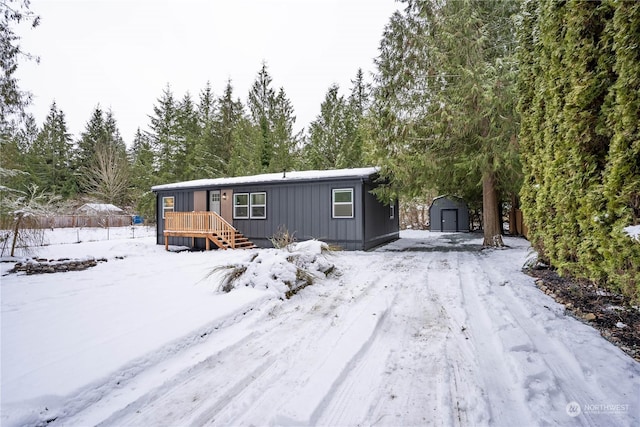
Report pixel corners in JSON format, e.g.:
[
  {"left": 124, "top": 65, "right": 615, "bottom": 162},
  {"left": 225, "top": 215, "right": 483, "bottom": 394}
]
[{"left": 361, "top": 177, "right": 367, "bottom": 250}]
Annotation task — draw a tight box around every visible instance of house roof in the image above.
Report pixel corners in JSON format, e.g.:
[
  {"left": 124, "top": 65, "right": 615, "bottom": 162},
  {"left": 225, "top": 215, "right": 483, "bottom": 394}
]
[
  {"left": 151, "top": 167, "right": 380, "bottom": 191},
  {"left": 78, "top": 203, "right": 124, "bottom": 213}
]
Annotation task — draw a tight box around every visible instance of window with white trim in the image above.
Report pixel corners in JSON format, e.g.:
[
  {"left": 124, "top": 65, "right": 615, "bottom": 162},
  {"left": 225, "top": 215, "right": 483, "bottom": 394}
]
[
  {"left": 250, "top": 192, "right": 267, "bottom": 219},
  {"left": 234, "top": 193, "right": 249, "bottom": 219},
  {"left": 162, "top": 196, "right": 174, "bottom": 219},
  {"left": 332, "top": 188, "right": 354, "bottom": 218}
]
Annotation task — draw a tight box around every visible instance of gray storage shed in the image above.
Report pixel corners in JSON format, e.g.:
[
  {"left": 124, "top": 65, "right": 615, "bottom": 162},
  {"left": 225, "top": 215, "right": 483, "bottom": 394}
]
[
  {"left": 151, "top": 167, "right": 399, "bottom": 251},
  {"left": 429, "top": 195, "right": 470, "bottom": 232}
]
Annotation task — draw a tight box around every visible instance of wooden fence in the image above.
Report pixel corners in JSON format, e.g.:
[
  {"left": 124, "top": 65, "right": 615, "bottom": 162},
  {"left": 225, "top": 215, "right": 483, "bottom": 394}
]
[{"left": 37, "top": 215, "right": 133, "bottom": 229}]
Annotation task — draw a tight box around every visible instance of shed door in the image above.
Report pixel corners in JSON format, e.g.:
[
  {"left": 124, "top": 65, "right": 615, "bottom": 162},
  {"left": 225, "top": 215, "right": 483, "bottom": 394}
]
[
  {"left": 209, "top": 190, "right": 221, "bottom": 215},
  {"left": 441, "top": 209, "right": 458, "bottom": 232}
]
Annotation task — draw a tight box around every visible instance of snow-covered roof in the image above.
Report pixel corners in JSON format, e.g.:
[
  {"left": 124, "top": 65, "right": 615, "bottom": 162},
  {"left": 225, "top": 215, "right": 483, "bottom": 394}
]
[
  {"left": 151, "top": 167, "right": 380, "bottom": 191},
  {"left": 78, "top": 203, "right": 124, "bottom": 213}
]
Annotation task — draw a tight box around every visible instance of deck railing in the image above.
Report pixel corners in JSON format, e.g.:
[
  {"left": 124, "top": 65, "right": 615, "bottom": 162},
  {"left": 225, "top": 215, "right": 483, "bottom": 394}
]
[{"left": 164, "top": 211, "right": 236, "bottom": 248}]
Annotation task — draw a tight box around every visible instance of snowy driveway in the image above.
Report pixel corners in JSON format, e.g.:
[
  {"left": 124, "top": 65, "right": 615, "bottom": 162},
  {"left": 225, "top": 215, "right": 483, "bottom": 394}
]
[{"left": 2, "top": 231, "right": 638, "bottom": 426}]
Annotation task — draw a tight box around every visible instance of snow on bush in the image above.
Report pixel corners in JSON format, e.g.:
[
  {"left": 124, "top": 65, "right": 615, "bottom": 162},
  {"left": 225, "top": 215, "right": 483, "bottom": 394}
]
[
  {"left": 211, "top": 240, "right": 336, "bottom": 298},
  {"left": 624, "top": 225, "right": 640, "bottom": 242}
]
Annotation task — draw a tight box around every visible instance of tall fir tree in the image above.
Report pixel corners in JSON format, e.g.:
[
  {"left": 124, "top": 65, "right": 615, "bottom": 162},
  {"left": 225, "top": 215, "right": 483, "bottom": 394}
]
[
  {"left": 214, "top": 80, "right": 245, "bottom": 176},
  {"left": 148, "top": 84, "right": 180, "bottom": 182},
  {"left": 248, "top": 62, "right": 276, "bottom": 171},
  {"left": 175, "top": 92, "right": 201, "bottom": 181},
  {"left": 269, "top": 87, "right": 300, "bottom": 172},
  {"left": 28, "top": 102, "right": 76, "bottom": 197},
  {"left": 0, "top": 0, "right": 39, "bottom": 137},
  {"left": 344, "top": 68, "right": 370, "bottom": 167},
  {"left": 0, "top": 113, "right": 37, "bottom": 191},
  {"left": 128, "top": 128, "right": 156, "bottom": 219},
  {"left": 368, "top": 0, "right": 521, "bottom": 246},
  {"left": 305, "top": 84, "right": 349, "bottom": 169},
  {"left": 76, "top": 106, "right": 106, "bottom": 174},
  {"left": 194, "top": 81, "right": 222, "bottom": 177}
]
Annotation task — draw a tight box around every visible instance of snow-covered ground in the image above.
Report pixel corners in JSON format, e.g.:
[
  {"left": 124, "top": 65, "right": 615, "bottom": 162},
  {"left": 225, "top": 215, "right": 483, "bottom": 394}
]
[{"left": 1, "top": 228, "right": 638, "bottom": 426}]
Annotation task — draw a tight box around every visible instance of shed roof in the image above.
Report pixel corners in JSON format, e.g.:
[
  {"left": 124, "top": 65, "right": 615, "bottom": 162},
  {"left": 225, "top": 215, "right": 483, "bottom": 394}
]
[
  {"left": 151, "top": 167, "right": 379, "bottom": 191},
  {"left": 77, "top": 203, "right": 124, "bottom": 213}
]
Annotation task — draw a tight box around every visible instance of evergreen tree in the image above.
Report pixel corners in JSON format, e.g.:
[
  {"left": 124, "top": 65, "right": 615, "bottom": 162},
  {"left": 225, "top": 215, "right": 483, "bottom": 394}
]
[
  {"left": 175, "top": 92, "right": 200, "bottom": 181},
  {"left": 194, "top": 81, "right": 221, "bottom": 177},
  {"left": 148, "top": 84, "right": 180, "bottom": 182},
  {"left": 600, "top": 0, "right": 640, "bottom": 298},
  {"left": 104, "top": 109, "right": 127, "bottom": 153},
  {"left": 304, "top": 70, "right": 370, "bottom": 170},
  {"left": 305, "top": 84, "right": 348, "bottom": 169},
  {"left": 76, "top": 106, "right": 106, "bottom": 173},
  {"left": 214, "top": 80, "right": 245, "bottom": 175},
  {"left": 0, "top": 113, "right": 37, "bottom": 191},
  {"left": 227, "top": 115, "right": 263, "bottom": 176},
  {"left": 248, "top": 62, "right": 276, "bottom": 171},
  {"left": 344, "top": 68, "right": 370, "bottom": 167},
  {"left": 29, "top": 102, "right": 76, "bottom": 197},
  {"left": 269, "top": 87, "right": 300, "bottom": 172},
  {"left": 128, "top": 128, "right": 156, "bottom": 219},
  {"left": 0, "top": 0, "right": 39, "bottom": 136},
  {"left": 518, "top": 0, "right": 639, "bottom": 300},
  {"left": 368, "top": 0, "right": 521, "bottom": 246}
]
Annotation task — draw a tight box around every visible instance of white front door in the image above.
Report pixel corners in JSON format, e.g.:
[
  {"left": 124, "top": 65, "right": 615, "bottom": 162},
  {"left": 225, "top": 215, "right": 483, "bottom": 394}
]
[{"left": 209, "top": 190, "right": 221, "bottom": 215}]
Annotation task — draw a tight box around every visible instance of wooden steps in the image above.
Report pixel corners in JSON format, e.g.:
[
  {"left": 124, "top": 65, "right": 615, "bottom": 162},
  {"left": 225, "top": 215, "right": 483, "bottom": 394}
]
[
  {"left": 163, "top": 212, "right": 257, "bottom": 251},
  {"left": 206, "top": 231, "right": 257, "bottom": 250}
]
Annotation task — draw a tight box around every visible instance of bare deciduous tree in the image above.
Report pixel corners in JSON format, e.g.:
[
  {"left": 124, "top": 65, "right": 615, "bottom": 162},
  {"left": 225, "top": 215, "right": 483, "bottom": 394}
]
[
  {"left": 80, "top": 143, "right": 130, "bottom": 206},
  {"left": 0, "top": 177, "right": 59, "bottom": 257}
]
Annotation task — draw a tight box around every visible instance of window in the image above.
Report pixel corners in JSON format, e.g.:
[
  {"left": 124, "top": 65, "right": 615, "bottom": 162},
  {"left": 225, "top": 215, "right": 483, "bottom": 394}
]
[
  {"left": 250, "top": 192, "right": 267, "bottom": 219},
  {"left": 333, "top": 188, "right": 354, "bottom": 218},
  {"left": 162, "top": 196, "right": 174, "bottom": 219},
  {"left": 234, "top": 193, "right": 249, "bottom": 219},
  {"left": 390, "top": 204, "right": 395, "bottom": 219},
  {"left": 234, "top": 192, "right": 267, "bottom": 219}
]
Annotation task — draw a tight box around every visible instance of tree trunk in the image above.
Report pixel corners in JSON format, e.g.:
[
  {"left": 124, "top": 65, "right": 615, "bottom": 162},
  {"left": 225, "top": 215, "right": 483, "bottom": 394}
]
[
  {"left": 509, "top": 193, "right": 518, "bottom": 235},
  {"left": 10, "top": 213, "right": 23, "bottom": 257},
  {"left": 482, "top": 170, "right": 504, "bottom": 247}
]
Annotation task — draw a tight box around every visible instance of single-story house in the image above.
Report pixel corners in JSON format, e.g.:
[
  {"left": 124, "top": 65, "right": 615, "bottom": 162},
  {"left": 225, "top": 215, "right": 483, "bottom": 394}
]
[
  {"left": 151, "top": 167, "right": 399, "bottom": 251},
  {"left": 429, "top": 195, "right": 470, "bottom": 232},
  {"left": 76, "top": 203, "right": 124, "bottom": 216}
]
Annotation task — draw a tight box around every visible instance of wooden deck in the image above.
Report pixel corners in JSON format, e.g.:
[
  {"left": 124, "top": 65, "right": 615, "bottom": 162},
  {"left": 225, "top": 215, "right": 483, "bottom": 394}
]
[{"left": 163, "top": 211, "right": 256, "bottom": 250}]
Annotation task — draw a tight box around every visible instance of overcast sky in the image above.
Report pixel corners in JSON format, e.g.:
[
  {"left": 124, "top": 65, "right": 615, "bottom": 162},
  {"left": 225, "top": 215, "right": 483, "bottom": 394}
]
[{"left": 17, "top": 0, "right": 400, "bottom": 146}]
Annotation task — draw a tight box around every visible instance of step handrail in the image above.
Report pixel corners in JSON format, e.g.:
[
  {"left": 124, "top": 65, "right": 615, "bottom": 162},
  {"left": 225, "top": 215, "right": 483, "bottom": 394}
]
[{"left": 164, "top": 211, "right": 237, "bottom": 248}]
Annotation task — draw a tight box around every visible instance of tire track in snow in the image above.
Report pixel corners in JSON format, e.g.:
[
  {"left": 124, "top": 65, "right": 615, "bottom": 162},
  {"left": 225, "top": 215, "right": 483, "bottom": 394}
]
[
  {"left": 471, "top": 250, "right": 640, "bottom": 426},
  {"left": 80, "top": 254, "right": 400, "bottom": 426},
  {"left": 313, "top": 254, "right": 427, "bottom": 427},
  {"left": 359, "top": 253, "right": 462, "bottom": 427},
  {"left": 318, "top": 252, "right": 488, "bottom": 427},
  {"left": 221, "top": 255, "right": 406, "bottom": 426},
  {"left": 49, "top": 297, "right": 274, "bottom": 427},
  {"left": 420, "top": 251, "right": 491, "bottom": 427},
  {"left": 450, "top": 251, "right": 536, "bottom": 426},
  {"left": 50, "top": 242, "right": 640, "bottom": 427}
]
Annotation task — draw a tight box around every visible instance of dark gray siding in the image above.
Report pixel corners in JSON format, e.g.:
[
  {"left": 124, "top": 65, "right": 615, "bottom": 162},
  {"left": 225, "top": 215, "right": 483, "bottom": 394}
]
[
  {"left": 362, "top": 182, "right": 400, "bottom": 250},
  {"left": 429, "top": 196, "right": 470, "bottom": 232},
  {"left": 231, "top": 179, "right": 364, "bottom": 250},
  {"left": 155, "top": 175, "right": 400, "bottom": 250},
  {"left": 156, "top": 189, "right": 197, "bottom": 248}
]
